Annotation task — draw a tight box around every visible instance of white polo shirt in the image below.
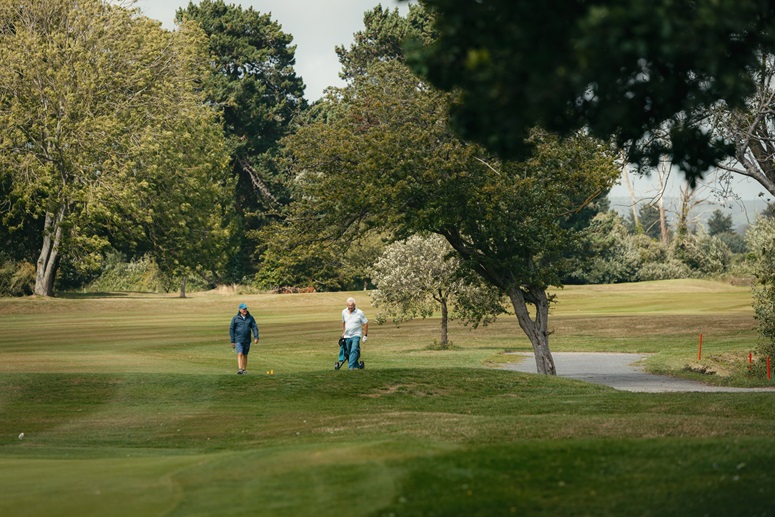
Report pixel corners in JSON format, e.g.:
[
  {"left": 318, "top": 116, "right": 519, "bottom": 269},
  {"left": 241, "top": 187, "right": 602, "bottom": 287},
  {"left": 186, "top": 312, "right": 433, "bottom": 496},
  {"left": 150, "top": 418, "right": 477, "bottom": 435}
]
[{"left": 342, "top": 307, "right": 368, "bottom": 338}]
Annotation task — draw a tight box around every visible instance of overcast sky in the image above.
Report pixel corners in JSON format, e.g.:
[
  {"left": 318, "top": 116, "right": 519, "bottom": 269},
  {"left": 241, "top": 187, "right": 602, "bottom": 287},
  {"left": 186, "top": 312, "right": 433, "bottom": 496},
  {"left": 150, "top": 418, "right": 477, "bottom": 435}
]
[{"left": 135, "top": 0, "right": 413, "bottom": 102}]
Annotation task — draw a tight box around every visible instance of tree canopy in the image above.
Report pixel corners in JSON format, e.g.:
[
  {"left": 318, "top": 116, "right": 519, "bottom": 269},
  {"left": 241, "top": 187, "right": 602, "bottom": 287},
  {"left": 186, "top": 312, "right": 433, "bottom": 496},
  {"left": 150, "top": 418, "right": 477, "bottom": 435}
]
[
  {"left": 336, "top": 4, "right": 435, "bottom": 82},
  {"left": 408, "top": 0, "right": 775, "bottom": 183},
  {"left": 281, "top": 60, "right": 619, "bottom": 373},
  {"left": 177, "top": 0, "right": 306, "bottom": 281},
  {"left": 0, "top": 0, "right": 230, "bottom": 295}
]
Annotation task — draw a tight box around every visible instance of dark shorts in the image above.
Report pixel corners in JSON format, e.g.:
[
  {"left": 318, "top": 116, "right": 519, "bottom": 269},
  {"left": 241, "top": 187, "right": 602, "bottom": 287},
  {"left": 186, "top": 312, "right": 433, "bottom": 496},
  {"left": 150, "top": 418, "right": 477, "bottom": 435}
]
[{"left": 235, "top": 342, "right": 250, "bottom": 355}]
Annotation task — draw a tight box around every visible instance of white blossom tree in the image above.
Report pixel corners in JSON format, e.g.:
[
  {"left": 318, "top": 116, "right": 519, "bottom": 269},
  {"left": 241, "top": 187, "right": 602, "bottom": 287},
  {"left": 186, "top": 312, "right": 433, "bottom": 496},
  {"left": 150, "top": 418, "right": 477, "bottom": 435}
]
[{"left": 370, "top": 234, "right": 505, "bottom": 348}]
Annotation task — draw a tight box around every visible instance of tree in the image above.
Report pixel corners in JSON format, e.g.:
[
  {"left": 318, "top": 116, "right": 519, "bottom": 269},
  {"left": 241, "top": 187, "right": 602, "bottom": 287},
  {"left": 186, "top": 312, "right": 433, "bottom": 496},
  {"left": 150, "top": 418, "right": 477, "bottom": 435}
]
[
  {"left": 715, "top": 54, "right": 775, "bottom": 197},
  {"left": 0, "top": 0, "right": 230, "bottom": 296},
  {"left": 177, "top": 0, "right": 306, "bottom": 281},
  {"left": 566, "top": 212, "right": 641, "bottom": 284},
  {"left": 745, "top": 216, "right": 775, "bottom": 357},
  {"left": 336, "top": 4, "right": 435, "bottom": 82},
  {"left": 630, "top": 205, "right": 664, "bottom": 241},
  {"left": 407, "top": 0, "right": 775, "bottom": 182},
  {"left": 282, "top": 61, "right": 619, "bottom": 374},
  {"left": 370, "top": 234, "right": 504, "bottom": 347},
  {"left": 707, "top": 209, "right": 734, "bottom": 236}
]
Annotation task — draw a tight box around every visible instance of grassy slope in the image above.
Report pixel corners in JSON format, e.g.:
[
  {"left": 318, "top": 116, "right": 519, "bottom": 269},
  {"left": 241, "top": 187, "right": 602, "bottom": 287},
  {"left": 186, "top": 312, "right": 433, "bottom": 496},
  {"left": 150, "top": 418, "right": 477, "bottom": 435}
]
[{"left": 1, "top": 280, "right": 773, "bottom": 516}]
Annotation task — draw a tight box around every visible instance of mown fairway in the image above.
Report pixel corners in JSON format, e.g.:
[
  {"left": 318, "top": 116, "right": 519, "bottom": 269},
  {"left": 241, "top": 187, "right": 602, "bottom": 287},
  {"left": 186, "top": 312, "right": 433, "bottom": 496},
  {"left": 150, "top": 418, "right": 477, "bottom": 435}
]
[{"left": 1, "top": 280, "right": 773, "bottom": 516}]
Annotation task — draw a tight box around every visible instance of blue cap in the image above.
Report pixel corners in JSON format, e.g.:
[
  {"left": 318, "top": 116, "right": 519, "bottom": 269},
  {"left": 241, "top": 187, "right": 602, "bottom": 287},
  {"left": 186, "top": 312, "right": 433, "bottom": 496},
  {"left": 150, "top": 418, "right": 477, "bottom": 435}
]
[{"left": 238, "top": 303, "right": 248, "bottom": 309}]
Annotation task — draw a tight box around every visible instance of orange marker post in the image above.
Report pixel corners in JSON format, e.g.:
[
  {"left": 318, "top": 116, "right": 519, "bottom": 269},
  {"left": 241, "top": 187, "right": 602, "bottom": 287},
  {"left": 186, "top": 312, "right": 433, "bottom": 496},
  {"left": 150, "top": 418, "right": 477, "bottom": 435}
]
[{"left": 698, "top": 334, "right": 703, "bottom": 361}]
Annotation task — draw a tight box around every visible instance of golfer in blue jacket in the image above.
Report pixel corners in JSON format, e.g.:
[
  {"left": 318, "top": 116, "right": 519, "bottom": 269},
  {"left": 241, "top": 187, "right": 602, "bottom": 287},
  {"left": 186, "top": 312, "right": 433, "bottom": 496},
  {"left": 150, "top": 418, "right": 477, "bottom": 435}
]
[{"left": 230, "top": 303, "right": 259, "bottom": 375}]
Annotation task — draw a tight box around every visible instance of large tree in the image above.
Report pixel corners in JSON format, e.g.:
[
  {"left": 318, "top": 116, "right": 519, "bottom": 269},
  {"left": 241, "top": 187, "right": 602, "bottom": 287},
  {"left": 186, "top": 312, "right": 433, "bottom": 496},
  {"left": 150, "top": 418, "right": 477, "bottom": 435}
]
[
  {"left": 0, "top": 0, "right": 230, "bottom": 296},
  {"left": 282, "top": 61, "right": 619, "bottom": 374},
  {"left": 407, "top": 0, "right": 775, "bottom": 183},
  {"left": 177, "top": 0, "right": 306, "bottom": 281},
  {"left": 714, "top": 53, "right": 775, "bottom": 197},
  {"left": 251, "top": 4, "right": 434, "bottom": 290}
]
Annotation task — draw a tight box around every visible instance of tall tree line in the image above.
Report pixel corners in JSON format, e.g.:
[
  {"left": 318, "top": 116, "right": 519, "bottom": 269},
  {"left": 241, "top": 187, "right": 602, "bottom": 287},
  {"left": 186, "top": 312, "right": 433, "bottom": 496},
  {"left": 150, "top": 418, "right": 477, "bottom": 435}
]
[{"left": 0, "top": 0, "right": 231, "bottom": 296}]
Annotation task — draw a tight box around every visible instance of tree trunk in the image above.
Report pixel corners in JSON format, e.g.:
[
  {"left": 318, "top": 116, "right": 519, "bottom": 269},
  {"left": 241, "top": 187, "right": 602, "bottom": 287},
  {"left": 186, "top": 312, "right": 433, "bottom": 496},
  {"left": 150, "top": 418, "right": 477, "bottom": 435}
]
[
  {"left": 507, "top": 285, "right": 556, "bottom": 375},
  {"left": 622, "top": 165, "right": 641, "bottom": 232},
  {"left": 677, "top": 184, "right": 693, "bottom": 239},
  {"left": 34, "top": 208, "right": 65, "bottom": 297},
  {"left": 656, "top": 158, "right": 669, "bottom": 246},
  {"left": 440, "top": 297, "right": 449, "bottom": 348},
  {"left": 658, "top": 195, "right": 669, "bottom": 246},
  {"left": 179, "top": 275, "right": 187, "bottom": 298}
]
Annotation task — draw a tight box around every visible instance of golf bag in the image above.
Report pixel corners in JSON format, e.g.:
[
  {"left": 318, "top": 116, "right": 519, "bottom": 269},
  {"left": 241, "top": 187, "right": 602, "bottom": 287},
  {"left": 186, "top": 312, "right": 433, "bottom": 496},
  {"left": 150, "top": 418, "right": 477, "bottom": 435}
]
[{"left": 335, "top": 336, "right": 365, "bottom": 370}]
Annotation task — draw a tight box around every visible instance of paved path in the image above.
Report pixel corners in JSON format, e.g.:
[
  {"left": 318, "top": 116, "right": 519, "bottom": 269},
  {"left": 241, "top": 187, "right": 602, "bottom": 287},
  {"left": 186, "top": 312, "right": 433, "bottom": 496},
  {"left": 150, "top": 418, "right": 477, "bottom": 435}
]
[{"left": 502, "top": 352, "right": 775, "bottom": 393}]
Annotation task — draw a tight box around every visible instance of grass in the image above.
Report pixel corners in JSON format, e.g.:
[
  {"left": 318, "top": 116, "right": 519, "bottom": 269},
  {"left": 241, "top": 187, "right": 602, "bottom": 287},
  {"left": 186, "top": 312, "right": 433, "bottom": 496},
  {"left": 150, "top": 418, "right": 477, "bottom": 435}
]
[{"left": 1, "top": 279, "right": 774, "bottom": 516}]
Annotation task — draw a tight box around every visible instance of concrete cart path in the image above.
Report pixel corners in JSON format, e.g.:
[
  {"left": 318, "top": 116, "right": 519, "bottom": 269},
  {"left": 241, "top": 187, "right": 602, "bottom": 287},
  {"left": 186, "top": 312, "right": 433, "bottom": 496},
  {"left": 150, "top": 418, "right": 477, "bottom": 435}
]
[{"left": 502, "top": 352, "right": 775, "bottom": 393}]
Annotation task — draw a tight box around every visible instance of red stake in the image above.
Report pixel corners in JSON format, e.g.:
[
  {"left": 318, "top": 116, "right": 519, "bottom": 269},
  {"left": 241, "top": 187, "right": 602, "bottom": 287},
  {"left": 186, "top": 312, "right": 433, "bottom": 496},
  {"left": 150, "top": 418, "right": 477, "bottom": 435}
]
[
  {"left": 698, "top": 333, "right": 703, "bottom": 360},
  {"left": 768, "top": 356, "right": 772, "bottom": 381},
  {"left": 750, "top": 352, "right": 753, "bottom": 371}
]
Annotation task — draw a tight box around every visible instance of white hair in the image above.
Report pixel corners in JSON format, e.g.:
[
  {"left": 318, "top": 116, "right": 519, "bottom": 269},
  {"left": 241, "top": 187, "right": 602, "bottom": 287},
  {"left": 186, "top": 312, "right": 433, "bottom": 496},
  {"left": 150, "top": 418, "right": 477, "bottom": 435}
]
[{"left": 346, "top": 297, "right": 356, "bottom": 305}]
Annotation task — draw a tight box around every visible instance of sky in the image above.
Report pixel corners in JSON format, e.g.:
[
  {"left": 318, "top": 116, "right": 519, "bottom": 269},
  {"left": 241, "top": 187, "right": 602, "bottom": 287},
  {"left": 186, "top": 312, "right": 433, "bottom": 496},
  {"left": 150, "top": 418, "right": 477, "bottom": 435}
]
[
  {"left": 135, "top": 0, "right": 413, "bottom": 102},
  {"left": 134, "top": 0, "right": 770, "bottom": 204}
]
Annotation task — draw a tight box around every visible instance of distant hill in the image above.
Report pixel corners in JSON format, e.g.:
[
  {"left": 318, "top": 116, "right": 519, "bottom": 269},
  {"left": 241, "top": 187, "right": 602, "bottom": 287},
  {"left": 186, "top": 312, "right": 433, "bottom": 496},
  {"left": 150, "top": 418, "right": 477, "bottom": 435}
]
[{"left": 608, "top": 195, "right": 770, "bottom": 233}]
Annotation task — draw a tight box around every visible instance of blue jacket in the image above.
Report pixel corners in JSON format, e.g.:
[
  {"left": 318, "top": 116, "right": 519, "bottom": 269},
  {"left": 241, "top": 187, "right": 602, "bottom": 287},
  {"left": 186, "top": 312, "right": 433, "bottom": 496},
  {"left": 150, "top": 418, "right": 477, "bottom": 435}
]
[{"left": 230, "top": 312, "right": 259, "bottom": 344}]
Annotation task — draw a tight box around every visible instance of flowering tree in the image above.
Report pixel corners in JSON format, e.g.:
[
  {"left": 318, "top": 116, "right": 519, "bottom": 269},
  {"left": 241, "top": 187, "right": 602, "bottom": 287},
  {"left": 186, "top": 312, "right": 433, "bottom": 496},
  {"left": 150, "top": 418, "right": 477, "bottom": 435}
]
[{"left": 370, "top": 234, "right": 504, "bottom": 348}]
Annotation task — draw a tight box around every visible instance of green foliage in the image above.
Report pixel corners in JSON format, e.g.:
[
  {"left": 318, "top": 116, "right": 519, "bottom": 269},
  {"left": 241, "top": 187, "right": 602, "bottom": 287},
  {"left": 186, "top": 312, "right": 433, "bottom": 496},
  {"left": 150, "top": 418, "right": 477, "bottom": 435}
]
[
  {"left": 716, "top": 230, "right": 747, "bottom": 254},
  {"left": 370, "top": 234, "right": 505, "bottom": 341},
  {"left": 286, "top": 61, "right": 619, "bottom": 293},
  {"left": 746, "top": 216, "right": 775, "bottom": 356},
  {"left": 632, "top": 233, "right": 668, "bottom": 264},
  {"left": 637, "top": 259, "right": 692, "bottom": 282},
  {"left": 0, "top": 0, "right": 231, "bottom": 295},
  {"left": 177, "top": 0, "right": 305, "bottom": 161},
  {"left": 253, "top": 219, "right": 383, "bottom": 292},
  {"left": 85, "top": 254, "right": 165, "bottom": 293},
  {"left": 410, "top": 0, "right": 774, "bottom": 181},
  {"left": 83, "top": 253, "right": 210, "bottom": 294},
  {"left": 177, "top": 0, "right": 306, "bottom": 282},
  {"left": 567, "top": 211, "right": 641, "bottom": 284},
  {"left": 628, "top": 204, "right": 666, "bottom": 241},
  {"left": 707, "top": 209, "right": 734, "bottom": 236},
  {"left": 282, "top": 58, "right": 619, "bottom": 373},
  {"left": 336, "top": 4, "right": 435, "bottom": 82},
  {"left": 672, "top": 232, "right": 732, "bottom": 276},
  {"left": 0, "top": 256, "right": 34, "bottom": 296}
]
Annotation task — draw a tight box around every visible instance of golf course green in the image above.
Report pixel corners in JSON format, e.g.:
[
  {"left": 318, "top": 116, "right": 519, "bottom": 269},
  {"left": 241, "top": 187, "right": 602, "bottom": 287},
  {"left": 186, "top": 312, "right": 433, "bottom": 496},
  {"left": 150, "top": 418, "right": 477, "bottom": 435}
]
[{"left": 1, "top": 280, "right": 773, "bottom": 516}]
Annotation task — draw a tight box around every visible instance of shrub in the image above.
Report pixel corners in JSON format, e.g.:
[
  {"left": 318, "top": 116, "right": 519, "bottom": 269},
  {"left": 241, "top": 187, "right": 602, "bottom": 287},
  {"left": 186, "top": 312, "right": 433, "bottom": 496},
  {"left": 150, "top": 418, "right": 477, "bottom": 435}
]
[
  {"left": 0, "top": 258, "right": 35, "bottom": 296},
  {"left": 567, "top": 212, "right": 641, "bottom": 284},
  {"left": 86, "top": 253, "right": 166, "bottom": 292},
  {"left": 637, "top": 259, "right": 692, "bottom": 281},
  {"left": 746, "top": 216, "right": 775, "bottom": 356},
  {"left": 673, "top": 232, "right": 732, "bottom": 276}
]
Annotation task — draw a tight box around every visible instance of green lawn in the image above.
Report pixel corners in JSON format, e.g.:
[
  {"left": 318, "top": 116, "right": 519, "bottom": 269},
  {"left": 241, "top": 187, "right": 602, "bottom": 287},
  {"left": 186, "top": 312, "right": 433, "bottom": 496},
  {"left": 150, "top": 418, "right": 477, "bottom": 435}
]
[{"left": 1, "top": 280, "right": 773, "bottom": 516}]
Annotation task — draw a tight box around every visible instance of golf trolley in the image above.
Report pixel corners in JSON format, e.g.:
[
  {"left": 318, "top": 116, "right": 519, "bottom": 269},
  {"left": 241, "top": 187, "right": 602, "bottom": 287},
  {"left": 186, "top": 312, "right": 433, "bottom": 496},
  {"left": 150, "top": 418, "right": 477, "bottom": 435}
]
[{"left": 334, "top": 336, "right": 365, "bottom": 370}]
